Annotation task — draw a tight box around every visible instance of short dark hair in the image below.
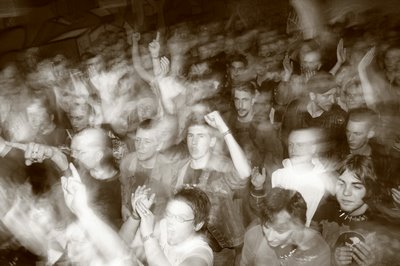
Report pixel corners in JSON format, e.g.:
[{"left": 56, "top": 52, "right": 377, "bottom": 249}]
[
  {"left": 173, "top": 185, "right": 211, "bottom": 229},
  {"left": 260, "top": 187, "right": 307, "bottom": 225},
  {"left": 347, "top": 107, "right": 377, "bottom": 126},
  {"left": 228, "top": 53, "right": 248, "bottom": 67},
  {"left": 233, "top": 82, "right": 256, "bottom": 96}
]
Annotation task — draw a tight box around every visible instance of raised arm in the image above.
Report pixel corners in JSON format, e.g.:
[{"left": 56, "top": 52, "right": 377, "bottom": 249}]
[
  {"left": 204, "top": 111, "right": 251, "bottom": 179},
  {"left": 131, "top": 32, "right": 154, "bottom": 83}
]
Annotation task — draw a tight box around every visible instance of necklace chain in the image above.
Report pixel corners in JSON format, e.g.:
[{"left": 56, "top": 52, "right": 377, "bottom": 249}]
[{"left": 339, "top": 209, "right": 367, "bottom": 222}]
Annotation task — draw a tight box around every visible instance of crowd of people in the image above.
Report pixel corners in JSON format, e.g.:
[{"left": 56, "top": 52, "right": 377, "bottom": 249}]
[{"left": 0, "top": 1, "right": 400, "bottom": 265}]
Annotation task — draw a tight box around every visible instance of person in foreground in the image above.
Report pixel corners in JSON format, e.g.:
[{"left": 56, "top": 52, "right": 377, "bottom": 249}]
[
  {"left": 240, "top": 187, "right": 331, "bottom": 266},
  {"left": 120, "top": 184, "right": 213, "bottom": 266}
]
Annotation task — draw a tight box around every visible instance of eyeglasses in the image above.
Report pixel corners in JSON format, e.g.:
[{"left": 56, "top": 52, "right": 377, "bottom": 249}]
[{"left": 165, "top": 212, "right": 194, "bottom": 223}]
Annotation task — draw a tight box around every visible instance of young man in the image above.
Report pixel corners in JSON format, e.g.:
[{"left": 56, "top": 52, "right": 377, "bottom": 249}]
[
  {"left": 174, "top": 110, "right": 251, "bottom": 251},
  {"left": 241, "top": 187, "right": 331, "bottom": 266}
]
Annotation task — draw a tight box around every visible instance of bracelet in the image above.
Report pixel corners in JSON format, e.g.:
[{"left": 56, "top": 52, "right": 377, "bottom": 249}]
[
  {"left": 222, "top": 129, "right": 232, "bottom": 137},
  {"left": 142, "top": 233, "right": 154, "bottom": 242}
]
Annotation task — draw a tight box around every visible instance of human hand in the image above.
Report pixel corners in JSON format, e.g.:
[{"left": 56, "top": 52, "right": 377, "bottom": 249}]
[
  {"left": 148, "top": 32, "right": 161, "bottom": 58},
  {"left": 334, "top": 246, "right": 353, "bottom": 265},
  {"left": 158, "top": 56, "right": 170, "bottom": 77},
  {"left": 136, "top": 200, "right": 155, "bottom": 238},
  {"left": 351, "top": 242, "right": 376, "bottom": 265},
  {"left": 282, "top": 54, "right": 293, "bottom": 81},
  {"left": 204, "top": 111, "right": 228, "bottom": 133},
  {"left": 131, "top": 185, "right": 155, "bottom": 217},
  {"left": 391, "top": 187, "right": 400, "bottom": 207},
  {"left": 23, "top": 142, "right": 54, "bottom": 165},
  {"left": 61, "top": 163, "right": 88, "bottom": 215},
  {"left": 337, "top": 38, "right": 347, "bottom": 65},
  {"left": 251, "top": 167, "right": 266, "bottom": 189},
  {"left": 131, "top": 32, "right": 141, "bottom": 44},
  {"left": 358, "top": 47, "right": 375, "bottom": 73}
]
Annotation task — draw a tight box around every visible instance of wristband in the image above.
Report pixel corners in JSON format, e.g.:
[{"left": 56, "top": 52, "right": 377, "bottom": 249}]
[
  {"left": 143, "top": 233, "right": 154, "bottom": 242},
  {"left": 222, "top": 129, "right": 232, "bottom": 137}
]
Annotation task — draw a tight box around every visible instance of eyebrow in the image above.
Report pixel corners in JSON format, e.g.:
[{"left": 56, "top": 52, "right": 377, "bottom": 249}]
[{"left": 338, "top": 178, "right": 364, "bottom": 186}]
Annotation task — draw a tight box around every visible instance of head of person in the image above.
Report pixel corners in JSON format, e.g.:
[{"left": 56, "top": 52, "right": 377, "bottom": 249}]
[
  {"left": 308, "top": 72, "right": 337, "bottom": 112},
  {"left": 233, "top": 82, "right": 257, "bottom": 120},
  {"left": 346, "top": 108, "right": 376, "bottom": 153},
  {"left": 228, "top": 54, "right": 248, "bottom": 84},
  {"left": 165, "top": 185, "right": 211, "bottom": 245},
  {"left": 383, "top": 45, "right": 400, "bottom": 74},
  {"left": 25, "top": 94, "right": 56, "bottom": 133},
  {"left": 259, "top": 187, "right": 307, "bottom": 247},
  {"left": 137, "top": 90, "right": 158, "bottom": 122},
  {"left": 70, "top": 128, "right": 114, "bottom": 173},
  {"left": 135, "top": 119, "right": 163, "bottom": 162},
  {"left": 342, "top": 78, "right": 366, "bottom": 111},
  {"left": 336, "top": 154, "right": 377, "bottom": 215},
  {"left": 186, "top": 114, "right": 217, "bottom": 161},
  {"left": 299, "top": 40, "right": 322, "bottom": 75},
  {"left": 288, "top": 128, "right": 325, "bottom": 164},
  {"left": 68, "top": 103, "right": 91, "bottom": 133}
]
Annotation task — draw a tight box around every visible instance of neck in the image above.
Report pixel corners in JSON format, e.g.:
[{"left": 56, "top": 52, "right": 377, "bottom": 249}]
[
  {"left": 350, "top": 144, "right": 371, "bottom": 156},
  {"left": 139, "top": 154, "right": 158, "bottom": 169},
  {"left": 90, "top": 165, "right": 117, "bottom": 180},
  {"left": 290, "top": 158, "right": 314, "bottom": 171},
  {"left": 348, "top": 203, "right": 369, "bottom": 217},
  {"left": 190, "top": 152, "right": 211, "bottom": 170}
]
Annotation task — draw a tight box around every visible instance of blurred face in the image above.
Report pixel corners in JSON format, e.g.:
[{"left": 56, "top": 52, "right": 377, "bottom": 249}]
[
  {"left": 300, "top": 51, "right": 321, "bottom": 74},
  {"left": 262, "top": 210, "right": 298, "bottom": 247},
  {"left": 187, "top": 125, "right": 213, "bottom": 160},
  {"left": 384, "top": 48, "right": 400, "bottom": 73},
  {"left": 346, "top": 120, "right": 371, "bottom": 151},
  {"left": 234, "top": 89, "right": 255, "bottom": 119},
  {"left": 26, "top": 103, "right": 53, "bottom": 132},
  {"left": 229, "top": 61, "right": 246, "bottom": 82},
  {"left": 68, "top": 107, "right": 90, "bottom": 132},
  {"left": 288, "top": 130, "right": 315, "bottom": 161},
  {"left": 137, "top": 98, "right": 157, "bottom": 122},
  {"left": 344, "top": 85, "right": 365, "bottom": 110},
  {"left": 71, "top": 138, "right": 101, "bottom": 170},
  {"left": 165, "top": 199, "right": 196, "bottom": 245},
  {"left": 135, "top": 128, "right": 160, "bottom": 162},
  {"left": 254, "top": 91, "right": 272, "bottom": 117},
  {"left": 313, "top": 88, "right": 336, "bottom": 111},
  {"left": 336, "top": 169, "right": 367, "bottom": 213}
]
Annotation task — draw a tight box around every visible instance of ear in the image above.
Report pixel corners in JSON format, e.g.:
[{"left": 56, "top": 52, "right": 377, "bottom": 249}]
[
  {"left": 194, "top": 221, "right": 204, "bottom": 232},
  {"left": 309, "top": 92, "right": 316, "bottom": 101},
  {"left": 367, "top": 129, "right": 375, "bottom": 139},
  {"left": 210, "top": 136, "right": 216, "bottom": 148}
]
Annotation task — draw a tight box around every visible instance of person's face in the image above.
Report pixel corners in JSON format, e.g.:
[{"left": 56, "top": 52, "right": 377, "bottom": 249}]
[
  {"left": 336, "top": 169, "right": 367, "bottom": 213},
  {"left": 137, "top": 98, "right": 157, "bottom": 122},
  {"left": 301, "top": 51, "right": 321, "bottom": 74},
  {"left": 346, "top": 120, "right": 371, "bottom": 151},
  {"left": 262, "top": 210, "right": 299, "bottom": 247},
  {"left": 229, "top": 61, "right": 246, "bottom": 82},
  {"left": 313, "top": 88, "right": 336, "bottom": 111},
  {"left": 384, "top": 48, "right": 400, "bottom": 73},
  {"left": 70, "top": 138, "right": 102, "bottom": 170},
  {"left": 164, "top": 199, "right": 196, "bottom": 245},
  {"left": 135, "top": 128, "right": 160, "bottom": 162},
  {"left": 288, "top": 131, "right": 315, "bottom": 161},
  {"left": 187, "top": 125, "right": 213, "bottom": 160},
  {"left": 234, "top": 89, "right": 255, "bottom": 118},
  {"left": 254, "top": 91, "right": 272, "bottom": 117},
  {"left": 344, "top": 85, "right": 366, "bottom": 110},
  {"left": 26, "top": 104, "right": 53, "bottom": 132},
  {"left": 68, "top": 107, "right": 90, "bottom": 132}
]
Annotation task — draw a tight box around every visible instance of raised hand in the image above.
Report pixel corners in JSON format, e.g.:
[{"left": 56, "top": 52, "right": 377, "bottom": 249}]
[
  {"left": 148, "top": 32, "right": 161, "bottom": 59},
  {"left": 282, "top": 53, "right": 293, "bottom": 81},
  {"left": 158, "top": 56, "right": 170, "bottom": 77},
  {"left": 131, "top": 32, "right": 141, "bottom": 44},
  {"left": 136, "top": 200, "right": 155, "bottom": 239},
  {"left": 337, "top": 38, "right": 347, "bottom": 65},
  {"left": 251, "top": 167, "right": 266, "bottom": 189},
  {"left": 358, "top": 47, "right": 376, "bottom": 72},
  {"left": 204, "top": 111, "right": 229, "bottom": 133},
  {"left": 23, "top": 142, "right": 53, "bottom": 165},
  {"left": 61, "top": 163, "right": 88, "bottom": 215},
  {"left": 131, "top": 185, "right": 155, "bottom": 217}
]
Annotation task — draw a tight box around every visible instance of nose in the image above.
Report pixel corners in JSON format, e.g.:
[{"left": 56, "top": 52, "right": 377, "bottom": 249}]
[
  {"left": 191, "top": 136, "right": 198, "bottom": 146},
  {"left": 343, "top": 185, "right": 352, "bottom": 196},
  {"left": 239, "top": 100, "right": 244, "bottom": 109},
  {"left": 265, "top": 229, "right": 276, "bottom": 243}
]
